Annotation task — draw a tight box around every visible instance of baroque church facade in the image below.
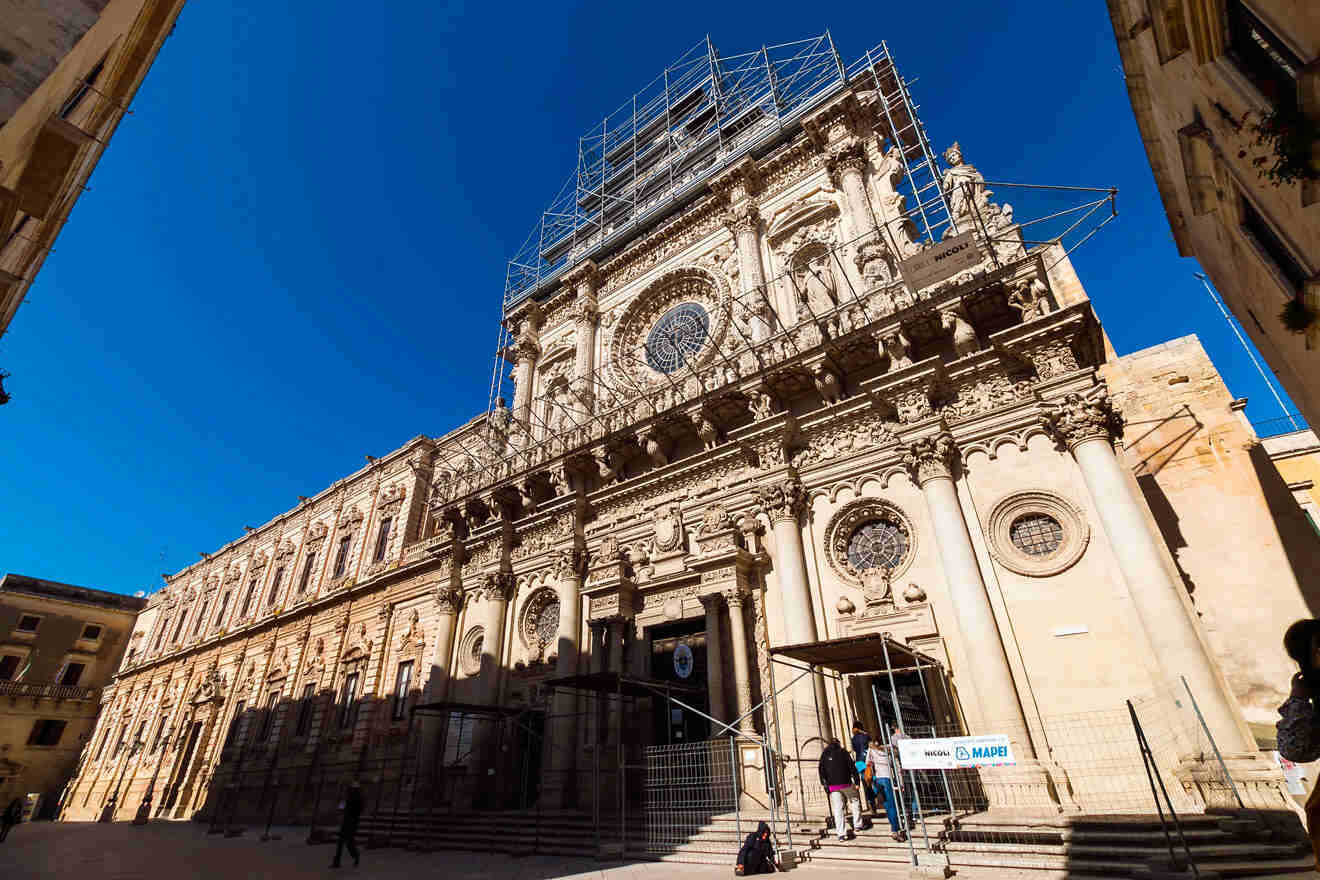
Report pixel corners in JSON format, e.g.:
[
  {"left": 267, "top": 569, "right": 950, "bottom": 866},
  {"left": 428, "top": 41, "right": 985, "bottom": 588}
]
[{"left": 62, "top": 48, "right": 1318, "bottom": 826}]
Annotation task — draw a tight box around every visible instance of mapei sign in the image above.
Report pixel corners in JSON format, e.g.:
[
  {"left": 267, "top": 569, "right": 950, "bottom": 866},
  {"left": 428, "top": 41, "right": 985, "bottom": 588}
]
[
  {"left": 896, "top": 734, "right": 1016, "bottom": 770},
  {"left": 897, "top": 231, "right": 983, "bottom": 293}
]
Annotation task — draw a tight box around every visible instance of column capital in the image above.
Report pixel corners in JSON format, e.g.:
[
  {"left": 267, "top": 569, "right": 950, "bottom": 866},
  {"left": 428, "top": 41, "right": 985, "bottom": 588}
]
[
  {"left": 561, "top": 259, "right": 601, "bottom": 295},
  {"left": 721, "top": 202, "right": 761, "bottom": 236},
  {"left": 569, "top": 296, "right": 599, "bottom": 326},
  {"left": 481, "top": 570, "right": 516, "bottom": 603},
  {"left": 709, "top": 156, "right": 763, "bottom": 203},
  {"left": 825, "top": 138, "right": 868, "bottom": 184},
  {"left": 698, "top": 592, "right": 725, "bottom": 610},
  {"left": 513, "top": 337, "right": 541, "bottom": 362},
  {"left": 899, "top": 432, "right": 957, "bottom": 485},
  {"left": 433, "top": 585, "right": 463, "bottom": 616},
  {"left": 755, "top": 477, "right": 806, "bottom": 524},
  {"left": 1040, "top": 388, "right": 1123, "bottom": 450},
  {"left": 721, "top": 587, "right": 749, "bottom": 608}
]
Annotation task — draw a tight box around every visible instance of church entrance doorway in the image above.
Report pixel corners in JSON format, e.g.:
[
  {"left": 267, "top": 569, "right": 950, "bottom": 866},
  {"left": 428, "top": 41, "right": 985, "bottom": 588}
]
[{"left": 648, "top": 618, "right": 710, "bottom": 744}]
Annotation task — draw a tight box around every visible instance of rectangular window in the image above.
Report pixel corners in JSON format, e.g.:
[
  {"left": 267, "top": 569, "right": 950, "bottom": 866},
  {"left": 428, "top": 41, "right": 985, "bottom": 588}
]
[
  {"left": 299, "top": 552, "right": 317, "bottom": 593},
  {"left": 151, "top": 721, "right": 170, "bottom": 754},
  {"left": 80, "top": 624, "right": 103, "bottom": 641},
  {"left": 27, "top": 719, "right": 67, "bottom": 747},
  {"left": 171, "top": 610, "right": 188, "bottom": 644},
  {"left": 333, "top": 536, "right": 352, "bottom": 578},
  {"left": 16, "top": 615, "right": 40, "bottom": 633},
  {"left": 266, "top": 566, "right": 285, "bottom": 607},
  {"left": 392, "top": 660, "right": 414, "bottom": 720},
  {"left": 59, "top": 56, "right": 106, "bottom": 119},
  {"left": 258, "top": 689, "right": 281, "bottom": 741},
  {"left": 294, "top": 683, "right": 316, "bottom": 737},
  {"left": 93, "top": 728, "right": 109, "bottom": 761},
  {"left": 1241, "top": 195, "right": 1308, "bottom": 292},
  {"left": 112, "top": 724, "right": 128, "bottom": 758},
  {"left": 339, "top": 672, "right": 360, "bottom": 729},
  {"left": 240, "top": 579, "right": 259, "bottom": 617},
  {"left": 0, "top": 655, "right": 19, "bottom": 680},
  {"left": 224, "top": 700, "right": 246, "bottom": 749},
  {"left": 1228, "top": 1, "right": 1301, "bottom": 111},
  {"left": 373, "top": 517, "right": 393, "bottom": 563},
  {"left": 58, "top": 662, "right": 86, "bottom": 687},
  {"left": 191, "top": 601, "right": 210, "bottom": 637},
  {"left": 153, "top": 619, "right": 168, "bottom": 650}
]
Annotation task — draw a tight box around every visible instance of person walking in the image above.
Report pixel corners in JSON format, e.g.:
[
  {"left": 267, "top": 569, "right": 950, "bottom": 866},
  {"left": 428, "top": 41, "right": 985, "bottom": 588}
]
[
  {"left": 889, "top": 724, "right": 921, "bottom": 822},
  {"left": 330, "top": 780, "right": 364, "bottom": 868},
  {"left": 866, "top": 737, "right": 903, "bottom": 842},
  {"left": 850, "top": 721, "right": 875, "bottom": 814},
  {"left": 818, "top": 737, "right": 861, "bottom": 842},
  {"left": 0, "top": 797, "right": 22, "bottom": 842},
  {"left": 1277, "top": 619, "right": 1320, "bottom": 867}
]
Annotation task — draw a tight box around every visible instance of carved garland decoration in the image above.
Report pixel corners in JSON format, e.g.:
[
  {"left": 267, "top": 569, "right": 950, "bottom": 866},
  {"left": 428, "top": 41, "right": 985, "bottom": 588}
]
[
  {"left": 822, "top": 498, "right": 917, "bottom": 587},
  {"left": 983, "top": 490, "right": 1090, "bottom": 577},
  {"left": 606, "top": 266, "right": 733, "bottom": 389}
]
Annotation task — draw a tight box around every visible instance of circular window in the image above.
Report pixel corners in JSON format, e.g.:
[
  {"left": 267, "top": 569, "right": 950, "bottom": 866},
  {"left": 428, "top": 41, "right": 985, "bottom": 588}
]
[
  {"left": 986, "top": 492, "right": 1089, "bottom": 577},
  {"left": 645, "top": 302, "right": 709, "bottom": 374},
  {"left": 846, "top": 519, "right": 910, "bottom": 572},
  {"left": 520, "top": 588, "right": 560, "bottom": 653},
  {"left": 824, "top": 499, "right": 917, "bottom": 586},
  {"left": 459, "top": 626, "right": 485, "bottom": 676}
]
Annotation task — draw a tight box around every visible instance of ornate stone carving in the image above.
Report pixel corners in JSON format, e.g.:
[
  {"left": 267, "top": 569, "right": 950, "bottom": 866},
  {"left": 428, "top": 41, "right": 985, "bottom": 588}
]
[
  {"left": 884, "top": 329, "right": 913, "bottom": 370},
  {"left": 936, "top": 374, "right": 1035, "bottom": 423},
  {"left": 190, "top": 664, "right": 225, "bottom": 704},
  {"left": 941, "top": 142, "right": 991, "bottom": 230},
  {"left": 605, "top": 266, "right": 733, "bottom": 390},
  {"left": 984, "top": 490, "right": 1091, "bottom": 577},
  {"left": 653, "top": 502, "right": 685, "bottom": 553},
  {"left": 434, "top": 585, "right": 463, "bottom": 615},
  {"left": 941, "top": 306, "right": 978, "bottom": 358},
  {"left": 755, "top": 479, "right": 805, "bottom": 524},
  {"left": 483, "top": 570, "right": 517, "bottom": 603},
  {"left": 1029, "top": 339, "right": 1081, "bottom": 380},
  {"left": 900, "top": 433, "right": 956, "bottom": 485},
  {"left": 1039, "top": 388, "right": 1122, "bottom": 449},
  {"left": 307, "top": 521, "right": 329, "bottom": 543},
  {"left": 458, "top": 626, "right": 485, "bottom": 676},
  {"left": 397, "top": 609, "right": 423, "bottom": 652},
  {"left": 378, "top": 482, "right": 408, "bottom": 511},
  {"left": 340, "top": 507, "right": 365, "bottom": 530},
  {"left": 722, "top": 587, "right": 748, "bottom": 608},
  {"left": 823, "top": 497, "right": 917, "bottom": 588},
  {"left": 304, "top": 638, "right": 326, "bottom": 674},
  {"left": 699, "top": 503, "right": 732, "bottom": 536},
  {"left": 1008, "top": 278, "right": 1054, "bottom": 320},
  {"left": 519, "top": 588, "right": 561, "bottom": 659},
  {"left": 902, "top": 582, "right": 927, "bottom": 603}
]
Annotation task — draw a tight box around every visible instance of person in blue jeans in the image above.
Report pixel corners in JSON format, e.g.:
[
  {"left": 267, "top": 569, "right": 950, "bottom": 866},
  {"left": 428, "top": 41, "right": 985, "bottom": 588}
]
[{"left": 865, "top": 740, "right": 904, "bottom": 841}]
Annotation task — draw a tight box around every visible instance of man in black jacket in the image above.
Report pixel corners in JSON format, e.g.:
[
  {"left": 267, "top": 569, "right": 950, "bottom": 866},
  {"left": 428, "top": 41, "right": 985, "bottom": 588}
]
[
  {"left": 330, "top": 780, "right": 364, "bottom": 868},
  {"left": 735, "top": 820, "right": 777, "bottom": 874},
  {"left": 818, "top": 738, "right": 861, "bottom": 842}
]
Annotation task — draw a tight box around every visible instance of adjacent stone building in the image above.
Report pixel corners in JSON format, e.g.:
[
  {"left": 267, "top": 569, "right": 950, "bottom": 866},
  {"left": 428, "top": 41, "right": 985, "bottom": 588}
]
[
  {"left": 0, "top": 573, "right": 144, "bottom": 818},
  {"left": 0, "top": 0, "right": 188, "bottom": 393},
  {"left": 60, "top": 34, "right": 1320, "bottom": 837},
  {"left": 1105, "top": 1, "right": 1320, "bottom": 430}
]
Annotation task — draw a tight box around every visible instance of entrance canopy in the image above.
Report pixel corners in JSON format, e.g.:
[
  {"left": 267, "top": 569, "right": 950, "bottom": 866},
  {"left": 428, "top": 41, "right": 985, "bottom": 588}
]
[
  {"left": 541, "top": 671, "right": 704, "bottom": 700},
  {"left": 769, "top": 633, "right": 942, "bottom": 676}
]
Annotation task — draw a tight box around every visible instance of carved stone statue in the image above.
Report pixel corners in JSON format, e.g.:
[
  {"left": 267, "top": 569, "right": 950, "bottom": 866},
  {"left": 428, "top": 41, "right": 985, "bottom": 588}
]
[
  {"left": 884, "top": 329, "right": 913, "bottom": 371},
  {"left": 794, "top": 246, "right": 838, "bottom": 319},
  {"left": 941, "top": 307, "right": 978, "bottom": 358},
  {"left": 487, "top": 396, "right": 512, "bottom": 447},
  {"left": 693, "top": 413, "right": 720, "bottom": 451},
  {"left": 1008, "top": 278, "right": 1054, "bottom": 320},
  {"left": 941, "top": 142, "right": 991, "bottom": 231},
  {"left": 814, "top": 364, "right": 844, "bottom": 404}
]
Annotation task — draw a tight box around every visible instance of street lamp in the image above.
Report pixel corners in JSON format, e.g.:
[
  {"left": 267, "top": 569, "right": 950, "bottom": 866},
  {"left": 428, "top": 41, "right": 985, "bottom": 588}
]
[
  {"left": 132, "top": 730, "right": 171, "bottom": 825},
  {"left": 99, "top": 739, "right": 143, "bottom": 823}
]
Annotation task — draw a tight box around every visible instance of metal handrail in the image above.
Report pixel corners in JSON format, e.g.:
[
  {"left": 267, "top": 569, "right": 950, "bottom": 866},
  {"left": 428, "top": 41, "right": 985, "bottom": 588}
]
[{"left": 0, "top": 679, "right": 98, "bottom": 700}]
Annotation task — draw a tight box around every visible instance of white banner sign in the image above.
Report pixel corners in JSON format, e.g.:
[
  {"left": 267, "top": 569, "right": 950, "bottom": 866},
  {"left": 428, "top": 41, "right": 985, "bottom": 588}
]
[
  {"left": 897, "top": 734, "right": 1016, "bottom": 770},
  {"left": 897, "top": 231, "right": 982, "bottom": 293}
]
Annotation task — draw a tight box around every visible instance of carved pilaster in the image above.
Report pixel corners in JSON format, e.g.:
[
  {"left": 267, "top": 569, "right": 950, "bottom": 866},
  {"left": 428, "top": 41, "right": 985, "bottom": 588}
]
[
  {"left": 434, "top": 586, "right": 463, "bottom": 616},
  {"left": 1039, "top": 388, "right": 1123, "bottom": 450},
  {"left": 755, "top": 478, "right": 806, "bottom": 525},
  {"left": 899, "top": 433, "right": 957, "bottom": 485}
]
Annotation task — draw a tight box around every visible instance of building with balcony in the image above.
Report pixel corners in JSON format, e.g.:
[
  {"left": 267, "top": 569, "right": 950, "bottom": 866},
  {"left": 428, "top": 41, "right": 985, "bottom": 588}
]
[
  {"left": 0, "top": 0, "right": 188, "bottom": 401},
  {"left": 0, "top": 573, "right": 144, "bottom": 818},
  {"left": 1105, "top": 1, "right": 1320, "bottom": 432},
  {"left": 57, "top": 32, "right": 1320, "bottom": 872}
]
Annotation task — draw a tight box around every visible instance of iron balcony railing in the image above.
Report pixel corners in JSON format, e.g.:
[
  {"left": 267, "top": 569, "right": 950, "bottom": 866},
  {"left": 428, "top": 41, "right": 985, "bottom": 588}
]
[{"left": 0, "top": 679, "right": 99, "bottom": 701}]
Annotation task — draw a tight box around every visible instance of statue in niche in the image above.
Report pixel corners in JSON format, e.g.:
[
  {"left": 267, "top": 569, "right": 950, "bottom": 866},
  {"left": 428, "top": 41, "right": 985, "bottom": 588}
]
[
  {"left": 793, "top": 245, "right": 838, "bottom": 320},
  {"left": 1008, "top": 278, "right": 1054, "bottom": 320},
  {"left": 941, "top": 142, "right": 992, "bottom": 232}
]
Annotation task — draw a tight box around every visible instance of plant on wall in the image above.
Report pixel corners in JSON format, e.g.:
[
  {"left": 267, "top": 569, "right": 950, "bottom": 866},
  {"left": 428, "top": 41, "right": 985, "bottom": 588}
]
[
  {"left": 1279, "top": 297, "right": 1317, "bottom": 334},
  {"left": 1251, "top": 108, "right": 1320, "bottom": 187}
]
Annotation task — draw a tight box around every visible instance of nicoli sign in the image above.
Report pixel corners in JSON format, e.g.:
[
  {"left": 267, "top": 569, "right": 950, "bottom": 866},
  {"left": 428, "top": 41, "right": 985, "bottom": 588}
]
[
  {"left": 896, "top": 734, "right": 1016, "bottom": 770},
  {"left": 897, "top": 231, "right": 983, "bottom": 293}
]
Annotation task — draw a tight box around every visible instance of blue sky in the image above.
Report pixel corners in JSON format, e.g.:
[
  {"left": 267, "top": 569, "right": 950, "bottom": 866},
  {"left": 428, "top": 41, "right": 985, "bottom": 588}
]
[{"left": 0, "top": 1, "right": 1298, "bottom": 596}]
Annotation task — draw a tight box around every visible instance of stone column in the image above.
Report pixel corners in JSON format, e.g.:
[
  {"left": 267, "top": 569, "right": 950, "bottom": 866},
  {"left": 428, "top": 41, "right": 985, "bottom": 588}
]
[
  {"left": 723, "top": 589, "right": 755, "bottom": 734},
  {"left": 828, "top": 141, "right": 874, "bottom": 241},
  {"left": 725, "top": 204, "right": 772, "bottom": 340},
  {"left": 1043, "top": 391, "right": 1251, "bottom": 751},
  {"left": 754, "top": 474, "right": 832, "bottom": 741},
  {"left": 545, "top": 547, "right": 587, "bottom": 806},
  {"left": 606, "top": 619, "right": 626, "bottom": 744},
  {"left": 511, "top": 337, "right": 540, "bottom": 434},
  {"left": 563, "top": 260, "right": 600, "bottom": 419},
  {"left": 900, "top": 433, "right": 1034, "bottom": 752},
  {"left": 419, "top": 585, "right": 462, "bottom": 777},
  {"left": 700, "top": 593, "right": 728, "bottom": 733},
  {"left": 478, "top": 571, "right": 515, "bottom": 705}
]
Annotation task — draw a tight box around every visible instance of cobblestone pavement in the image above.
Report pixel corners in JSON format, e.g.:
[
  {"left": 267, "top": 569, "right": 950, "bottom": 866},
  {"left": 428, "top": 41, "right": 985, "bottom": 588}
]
[{"left": 0, "top": 820, "right": 908, "bottom": 880}]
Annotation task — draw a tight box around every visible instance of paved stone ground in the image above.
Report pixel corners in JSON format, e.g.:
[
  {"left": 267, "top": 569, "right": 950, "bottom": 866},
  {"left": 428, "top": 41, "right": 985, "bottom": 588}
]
[{"left": 0, "top": 820, "right": 911, "bottom": 880}]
